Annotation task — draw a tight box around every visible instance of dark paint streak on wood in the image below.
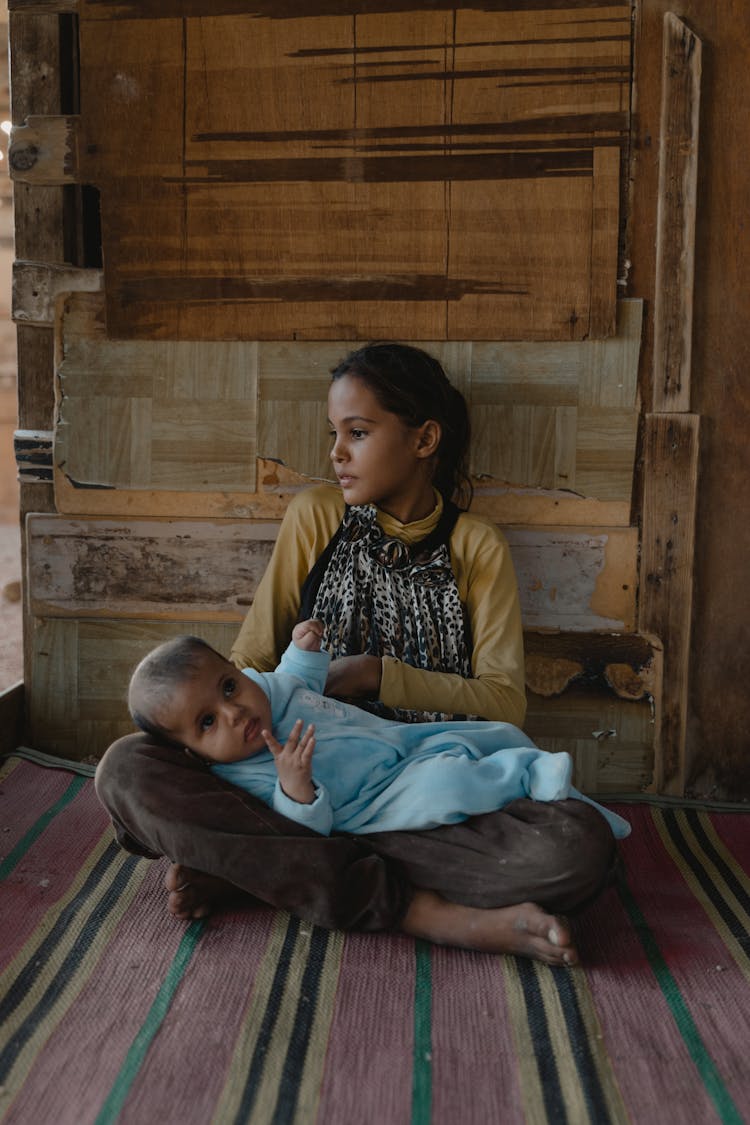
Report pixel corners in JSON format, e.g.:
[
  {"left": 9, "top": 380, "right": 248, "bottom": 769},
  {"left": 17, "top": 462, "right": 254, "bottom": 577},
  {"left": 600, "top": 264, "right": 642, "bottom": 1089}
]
[
  {"left": 81, "top": 1, "right": 629, "bottom": 20},
  {"left": 166, "top": 151, "right": 593, "bottom": 184},
  {"left": 193, "top": 112, "right": 627, "bottom": 143},
  {"left": 337, "top": 138, "right": 623, "bottom": 154},
  {"left": 290, "top": 35, "right": 630, "bottom": 58},
  {"left": 117, "top": 275, "right": 528, "bottom": 307},
  {"left": 336, "top": 64, "right": 629, "bottom": 85}
]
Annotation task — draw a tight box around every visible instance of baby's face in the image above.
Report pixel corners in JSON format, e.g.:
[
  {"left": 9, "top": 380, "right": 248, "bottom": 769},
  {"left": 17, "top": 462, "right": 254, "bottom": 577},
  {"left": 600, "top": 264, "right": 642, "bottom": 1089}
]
[{"left": 155, "top": 649, "right": 272, "bottom": 764}]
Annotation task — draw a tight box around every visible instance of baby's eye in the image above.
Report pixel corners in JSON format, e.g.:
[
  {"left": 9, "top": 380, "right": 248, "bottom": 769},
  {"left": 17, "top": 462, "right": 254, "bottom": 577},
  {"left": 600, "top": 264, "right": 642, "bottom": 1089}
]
[
  {"left": 223, "top": 677, "right": 237, "bottom": 698},
  {"left": 199, "top": 713, "right": 215, "bottom": 732}
]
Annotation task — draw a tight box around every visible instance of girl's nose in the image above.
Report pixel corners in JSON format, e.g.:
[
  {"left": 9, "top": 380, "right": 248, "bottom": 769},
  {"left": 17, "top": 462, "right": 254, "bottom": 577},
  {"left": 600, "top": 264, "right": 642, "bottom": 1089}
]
[{"left": 330, "top": 439, "right": 345, "bottom": 463}]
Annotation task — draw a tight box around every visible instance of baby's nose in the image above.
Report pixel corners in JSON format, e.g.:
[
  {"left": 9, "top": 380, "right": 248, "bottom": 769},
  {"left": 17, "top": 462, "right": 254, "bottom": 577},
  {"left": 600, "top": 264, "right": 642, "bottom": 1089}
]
[{"left": 220, "top": 699, "right": 243, "bottom": 722}]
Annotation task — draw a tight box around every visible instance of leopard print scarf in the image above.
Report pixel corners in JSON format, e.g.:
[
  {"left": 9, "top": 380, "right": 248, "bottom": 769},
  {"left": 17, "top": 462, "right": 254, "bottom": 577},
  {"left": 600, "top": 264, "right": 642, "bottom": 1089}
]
[{"left": 298, "top": 502, "right": 475, "bottom": 722}]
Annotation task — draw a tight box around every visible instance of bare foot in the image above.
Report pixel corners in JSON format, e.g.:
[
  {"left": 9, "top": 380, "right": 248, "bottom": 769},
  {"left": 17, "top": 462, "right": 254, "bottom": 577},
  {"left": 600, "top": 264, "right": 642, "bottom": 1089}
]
[
  {"left": 401, "top": 890, "right": 578, "bottom": 965},
  {"left": 165, "top": 863, "right": 245, "bottom": 920}
]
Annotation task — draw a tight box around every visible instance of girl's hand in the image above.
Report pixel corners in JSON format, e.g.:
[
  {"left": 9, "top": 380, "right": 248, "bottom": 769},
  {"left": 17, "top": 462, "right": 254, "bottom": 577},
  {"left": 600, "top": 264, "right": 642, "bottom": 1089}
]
[
  {"left": 292, "top": 619, "right": 324, "bottom": 652},
  {"left": 262, "top": 720, "right": 316, "bottom": 804},
  {"left": 325, "top": 655, "right": 382, "bottom": 700}
]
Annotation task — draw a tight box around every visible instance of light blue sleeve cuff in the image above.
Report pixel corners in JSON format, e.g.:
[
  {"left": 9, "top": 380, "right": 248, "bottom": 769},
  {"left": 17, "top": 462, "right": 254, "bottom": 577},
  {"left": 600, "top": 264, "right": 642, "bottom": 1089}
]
[
  {"left": 275, "top": 643, "right": 330, "bottom": 694},
  {"left": 272, "top": 779, "right": 334, "bottom": 836}
]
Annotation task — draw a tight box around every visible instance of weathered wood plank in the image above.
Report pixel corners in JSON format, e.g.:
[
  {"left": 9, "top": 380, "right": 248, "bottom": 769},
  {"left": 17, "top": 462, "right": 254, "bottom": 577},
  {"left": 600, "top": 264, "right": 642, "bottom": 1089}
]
[
  {"left": 638, "top": 413, "right": 699, "bottom": 793},
  {"left": 8, "top": 115, "right": 79, "bottom": 184},
  {"left": 524, "top": 631, "right": 660, "bottom": 700},
  {"left": 652, "top": 14, "right": 701, "bottom": 413},
  {"left": 27, "top": 514, "right": 638, "bottom": 631},
  {"left": 13, "top": 262, "right": 103, "bottom": 326}
]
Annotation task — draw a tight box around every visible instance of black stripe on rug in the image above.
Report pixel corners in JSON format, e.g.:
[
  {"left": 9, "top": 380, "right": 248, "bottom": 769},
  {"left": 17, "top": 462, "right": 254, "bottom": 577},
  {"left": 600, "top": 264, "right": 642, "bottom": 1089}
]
[
  {"left": 516, "top": 957, "right": 568, "bottom": 1124},
  {"left": 232, "top": 915, "right": 302, "bottom": 1125},
  {"left": 661, "top": 810, "right": 750, "bottom": 957},
  {"left": 271, "top": 925, "right": 331, "bottom": 1125},
  {"left": 551, "top": 964, "right": 612, "bottom": 1125},
  {"left": 683, "top": 810, "right": 750, "bottom": 925}
]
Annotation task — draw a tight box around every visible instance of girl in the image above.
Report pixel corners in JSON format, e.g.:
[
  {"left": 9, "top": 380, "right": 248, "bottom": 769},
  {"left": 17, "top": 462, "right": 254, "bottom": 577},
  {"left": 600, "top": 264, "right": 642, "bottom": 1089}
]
[{"left": 96, "top": 343, "right": 619, "bottom": 966}]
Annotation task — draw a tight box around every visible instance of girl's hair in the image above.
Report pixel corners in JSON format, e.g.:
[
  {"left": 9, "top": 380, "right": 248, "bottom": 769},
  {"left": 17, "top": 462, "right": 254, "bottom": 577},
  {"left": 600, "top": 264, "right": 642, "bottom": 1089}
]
[
  {"left": 331, "top": 343, "right": 473, "bottom": 509},
  {"left": 128, "top": 635, "right": 222, "bottom": 745}
]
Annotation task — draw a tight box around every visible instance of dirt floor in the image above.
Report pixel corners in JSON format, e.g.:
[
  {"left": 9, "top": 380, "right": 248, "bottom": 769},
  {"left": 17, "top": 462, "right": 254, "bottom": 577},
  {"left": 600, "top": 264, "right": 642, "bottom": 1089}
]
[{"left": 0, "top": 519, "right": 23, "bottom": 691}]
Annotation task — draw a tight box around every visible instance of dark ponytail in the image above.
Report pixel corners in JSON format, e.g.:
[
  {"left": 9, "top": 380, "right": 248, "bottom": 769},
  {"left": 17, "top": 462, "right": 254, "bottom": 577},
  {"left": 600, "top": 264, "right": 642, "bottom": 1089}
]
[{"left": 331, "top": 343, "right": 473, "bottom": 509}]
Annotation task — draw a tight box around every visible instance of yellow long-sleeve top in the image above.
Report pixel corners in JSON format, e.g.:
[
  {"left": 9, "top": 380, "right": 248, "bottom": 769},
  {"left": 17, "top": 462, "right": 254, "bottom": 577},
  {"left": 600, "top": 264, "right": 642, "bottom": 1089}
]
[{"left": 230, "top": 484, "right": 527, "bottom": 727}]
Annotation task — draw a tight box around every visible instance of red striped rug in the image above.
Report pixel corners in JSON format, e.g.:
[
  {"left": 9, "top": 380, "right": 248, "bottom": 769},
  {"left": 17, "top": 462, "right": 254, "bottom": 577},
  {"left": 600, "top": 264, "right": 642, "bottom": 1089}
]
[{"left": 1, "top": 753, "right": 749, "bottom": 1125}]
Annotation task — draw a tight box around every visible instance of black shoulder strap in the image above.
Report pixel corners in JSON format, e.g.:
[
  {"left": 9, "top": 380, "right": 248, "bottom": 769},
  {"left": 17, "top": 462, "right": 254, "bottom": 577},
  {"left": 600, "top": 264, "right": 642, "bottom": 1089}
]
[{"left": 297, "top": 514, "right": 348, "bottom": 621}]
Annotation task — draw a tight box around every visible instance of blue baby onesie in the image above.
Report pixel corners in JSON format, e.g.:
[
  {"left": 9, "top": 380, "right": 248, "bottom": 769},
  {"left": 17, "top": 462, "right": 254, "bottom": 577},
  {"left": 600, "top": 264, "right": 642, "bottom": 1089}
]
[{"left": 212, "top": 643, "right": 630, "bottom": 839}]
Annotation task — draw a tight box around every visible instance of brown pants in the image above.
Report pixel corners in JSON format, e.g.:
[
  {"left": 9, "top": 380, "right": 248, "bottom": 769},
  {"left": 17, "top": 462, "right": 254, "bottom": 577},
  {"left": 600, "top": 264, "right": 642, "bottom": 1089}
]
[{"left": 95, "top": 733, "right": 618, "bottom": 932}]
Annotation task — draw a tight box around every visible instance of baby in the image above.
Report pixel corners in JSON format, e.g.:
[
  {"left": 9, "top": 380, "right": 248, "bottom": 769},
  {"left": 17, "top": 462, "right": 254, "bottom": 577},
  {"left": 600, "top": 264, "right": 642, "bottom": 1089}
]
[{"left": 128, "top": 620, "right": 630, "bottom": 839}]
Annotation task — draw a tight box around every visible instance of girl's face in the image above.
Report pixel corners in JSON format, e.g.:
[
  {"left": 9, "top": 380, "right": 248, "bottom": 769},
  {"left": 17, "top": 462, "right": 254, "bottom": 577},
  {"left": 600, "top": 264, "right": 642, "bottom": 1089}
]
[
  {"left": 153, "top": 649, "right": 272, "bottom": 764},
  {"left": 328, "top": 373, "right": 439, "bottom": 523}
]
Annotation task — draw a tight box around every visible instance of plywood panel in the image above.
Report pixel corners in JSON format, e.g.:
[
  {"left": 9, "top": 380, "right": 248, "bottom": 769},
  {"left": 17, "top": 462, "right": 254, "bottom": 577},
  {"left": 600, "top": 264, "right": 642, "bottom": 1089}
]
[
  {"left": 75, "top": 2, "right": 630, "bottom": 341},
  {"left": 525, "top": 685, "right": 655, "bottom": 795},
  {"left": 54, "top": 293, "right": 642, "bottom": 515},
  {"left": 54, "top": 293, "right": 257, "bottom": 494}
]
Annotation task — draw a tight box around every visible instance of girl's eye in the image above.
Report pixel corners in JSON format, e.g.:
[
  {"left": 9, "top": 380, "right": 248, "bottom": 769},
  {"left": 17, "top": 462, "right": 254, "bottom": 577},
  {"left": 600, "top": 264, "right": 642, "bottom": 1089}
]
[
  {"left": 200, "top": 713, "right": 215, "bottom": 732},
  {"left": 223, "top": 677, "right": 237, "bottom": 698},
  {"left": 350, "top": 428, "right": 367, "bottom": 440}
]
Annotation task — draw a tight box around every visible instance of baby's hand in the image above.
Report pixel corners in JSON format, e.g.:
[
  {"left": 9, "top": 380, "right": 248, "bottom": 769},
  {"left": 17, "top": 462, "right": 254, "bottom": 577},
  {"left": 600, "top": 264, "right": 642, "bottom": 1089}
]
[
  {"left": 262, "top": 719, "right": 316, "bottom": 805},
  {"left": 292, "top": 618, "right": 324, "bottom": 652}
]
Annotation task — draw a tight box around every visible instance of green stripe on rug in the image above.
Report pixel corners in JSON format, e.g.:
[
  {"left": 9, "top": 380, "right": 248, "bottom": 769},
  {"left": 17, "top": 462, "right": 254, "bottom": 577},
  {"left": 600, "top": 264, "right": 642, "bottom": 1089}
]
[
  {"left": 411, "top": 940, "right": 432, "bottom": 1125},
  {"left": 618, "top": 875, "right": 744, "bottom": 1125},
  {"left": 0, "top": 775, "right": 87, "bottom": 880},
  {"left": 94, "top": 920, "right": 206, "bottom": 1125}
]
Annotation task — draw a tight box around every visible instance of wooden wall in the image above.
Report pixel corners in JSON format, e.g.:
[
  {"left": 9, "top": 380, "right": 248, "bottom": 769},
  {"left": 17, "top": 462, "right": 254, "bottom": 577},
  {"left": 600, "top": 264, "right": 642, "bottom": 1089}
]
[
  {"left": 13, "top": 0, "right": 747, "bottom": 796},
  {"left": 628, "top": 2, "right": 750, "bottom": 798}
]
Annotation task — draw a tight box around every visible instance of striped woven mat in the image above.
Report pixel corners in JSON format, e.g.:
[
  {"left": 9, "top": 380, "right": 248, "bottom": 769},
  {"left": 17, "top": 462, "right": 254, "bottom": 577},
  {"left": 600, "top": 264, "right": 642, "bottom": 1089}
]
[{"left": 1, "top": 753, "right": 749, "bottom": 1125}]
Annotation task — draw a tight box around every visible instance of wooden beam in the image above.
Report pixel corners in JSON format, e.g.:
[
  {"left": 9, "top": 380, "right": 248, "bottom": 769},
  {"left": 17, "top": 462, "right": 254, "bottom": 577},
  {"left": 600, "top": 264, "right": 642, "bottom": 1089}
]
[
  {"left": 652, "top": 14, "right": 701, "bottom": 412},
  {"left": 27, "top": 515, "right": 638, "bottom": 632},
  {"left": 589, "top": 146, "right": 620, "bottom": 339},
  {"left": 638, "top": 413, "right": 699, "bottom": 793}
]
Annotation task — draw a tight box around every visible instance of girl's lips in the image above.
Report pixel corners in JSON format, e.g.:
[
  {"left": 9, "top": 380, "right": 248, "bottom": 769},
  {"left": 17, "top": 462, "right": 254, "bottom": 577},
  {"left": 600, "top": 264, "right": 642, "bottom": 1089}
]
[{"left": 244, "top": 717, "right": 260, "bottom": 743}]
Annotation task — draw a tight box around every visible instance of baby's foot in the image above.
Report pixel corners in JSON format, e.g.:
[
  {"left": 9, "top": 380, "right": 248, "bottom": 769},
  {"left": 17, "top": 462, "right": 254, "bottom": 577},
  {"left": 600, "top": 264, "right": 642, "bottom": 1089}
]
[
  {"left": 164, "top": 863, "right": 245, "bottom": 920},
  {"left": 527, "top": 751, "right": 573, "bottom": 802}
]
